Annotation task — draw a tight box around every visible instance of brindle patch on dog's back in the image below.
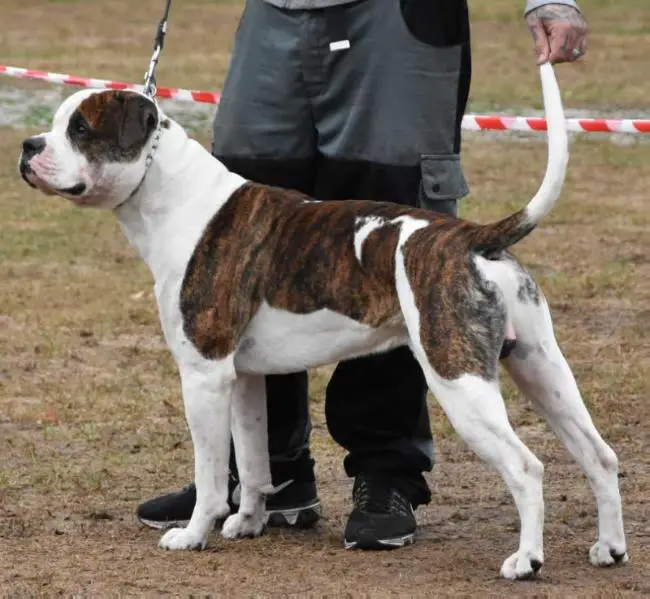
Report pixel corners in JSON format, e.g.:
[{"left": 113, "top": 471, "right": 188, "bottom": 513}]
[{"left": 180, "top": 183, "right": 455, "bottom": 360}]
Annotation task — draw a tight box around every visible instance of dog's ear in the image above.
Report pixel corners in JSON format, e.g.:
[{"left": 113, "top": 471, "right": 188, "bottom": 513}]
[{"left": 116, "top": 93, "right": 159, "bottom": 150}]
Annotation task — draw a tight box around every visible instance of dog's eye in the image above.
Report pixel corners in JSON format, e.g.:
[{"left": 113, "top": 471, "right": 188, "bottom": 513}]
[{"left": 74, "top": 120, "right": 89, "bottom": 136}]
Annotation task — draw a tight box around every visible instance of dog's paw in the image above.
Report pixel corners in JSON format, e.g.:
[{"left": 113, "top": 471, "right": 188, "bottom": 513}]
[
  {"left": 500, "top": 551, "right": 544, "bottom": 581},
  {"left": 589, "top": 540, "right": 629, "bottom": 567},
  {"left": 158, "top": 527, "right": 208, "bottom": 551},
  {"left": 221, "top": 512, "right": 265, "bottom": 540}
]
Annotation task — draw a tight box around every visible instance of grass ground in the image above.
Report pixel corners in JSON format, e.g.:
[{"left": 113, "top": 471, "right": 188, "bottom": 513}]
[
  {"left": 1, "top": 0, "right": 649, "bottom": 111},
  {"left": 1, "top": 0, "right": 649, "bottom": 595}
]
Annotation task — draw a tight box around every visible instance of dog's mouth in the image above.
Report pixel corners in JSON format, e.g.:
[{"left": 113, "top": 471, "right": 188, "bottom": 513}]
[
  {"left": 20, "top": 160, "right": 86, "bottom": 197},
  {"left": 58, "top": 182, "right": 87, "bottom": 196},
  {"left": 19, "top": 160, "right": 38, "bottom": 189}
]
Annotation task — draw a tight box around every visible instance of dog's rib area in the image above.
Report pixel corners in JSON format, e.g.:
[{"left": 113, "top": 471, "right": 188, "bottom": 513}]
[
  {"left": 180, "top": 182, "right": 511, "bottom": 379},
  {"left": 180, "top": 183, "right": 470, "bottom": 358}
]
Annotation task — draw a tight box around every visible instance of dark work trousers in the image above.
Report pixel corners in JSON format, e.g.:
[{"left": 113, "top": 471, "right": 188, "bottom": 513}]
[{"left": 212, "top": 0, "right": 472, "bottom": 507}]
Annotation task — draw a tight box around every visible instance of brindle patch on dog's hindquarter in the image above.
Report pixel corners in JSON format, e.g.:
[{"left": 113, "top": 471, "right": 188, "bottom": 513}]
[{"left": 402, "top": 226, "right": 507, "bottom": 381}]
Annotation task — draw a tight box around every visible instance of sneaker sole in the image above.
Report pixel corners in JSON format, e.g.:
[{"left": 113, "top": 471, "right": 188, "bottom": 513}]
[
  {"left": 138, "top": 517, "right": 190, "bottom": 531},
  {"left": 266, "top": 500, "right": 321, "bottom": 529},
  {"left": 343, "top": 532, "right": 415, "bottom": 550},
  {"left": 138, "top": 500, "right": 321, "bottom": 532}
]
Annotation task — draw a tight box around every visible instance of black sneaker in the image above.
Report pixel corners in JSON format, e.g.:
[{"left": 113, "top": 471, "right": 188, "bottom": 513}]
[
  {"left": 235, "top": 476, "right": 321, "bottom": 528},
  {"left": 137, "top": 475, "right": 321, "bottom": 530},
  {"left": 137, "top": 483, "right": 198, "bottom": 530},
  {"left": 343, "top": 473, "right": 416, "bottom": 550}
]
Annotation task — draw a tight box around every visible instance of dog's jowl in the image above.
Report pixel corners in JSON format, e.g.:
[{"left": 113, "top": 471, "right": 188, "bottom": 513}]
[{"left": 18, "top": 65, "right": 628, "bottom": 580}]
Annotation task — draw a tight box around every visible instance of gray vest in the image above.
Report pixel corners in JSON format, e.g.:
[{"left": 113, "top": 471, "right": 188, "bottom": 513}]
[{"left": 261, "top": 0, "right": 579, "bottom": 15}]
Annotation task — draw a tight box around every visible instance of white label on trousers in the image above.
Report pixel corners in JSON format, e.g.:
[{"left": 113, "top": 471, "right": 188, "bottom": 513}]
[{"left": 329, "top": 40, "right": 351, "bottom": 52}]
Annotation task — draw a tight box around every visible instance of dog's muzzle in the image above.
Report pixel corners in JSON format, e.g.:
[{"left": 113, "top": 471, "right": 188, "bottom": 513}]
[{"left": 19, "top": 136, "right": 87, "bottom": 197}]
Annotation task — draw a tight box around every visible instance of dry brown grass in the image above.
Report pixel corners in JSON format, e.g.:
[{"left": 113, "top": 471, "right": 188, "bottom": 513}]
[
  {"left": 470, "top": 0, "right": 650, "bottom": 110},
  {"left": 1, "top": 0, "right": 650, "bottom": 595},
  {"left": 1, "top": 0, "right": 649, "bottom": 110}
]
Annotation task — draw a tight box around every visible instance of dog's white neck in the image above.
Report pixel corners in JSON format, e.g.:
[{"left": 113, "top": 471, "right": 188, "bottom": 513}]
[
  {"left": 114, "top": 119, "right": 246, "bottom": 285},
  {"left": 112, "top": 123, "right": 166, "bottom": 211}
]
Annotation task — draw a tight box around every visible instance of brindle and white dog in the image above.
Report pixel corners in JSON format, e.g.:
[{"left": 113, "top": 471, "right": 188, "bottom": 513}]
[{"left": 18, "top": 65, "right": 628, "bottom": 580}]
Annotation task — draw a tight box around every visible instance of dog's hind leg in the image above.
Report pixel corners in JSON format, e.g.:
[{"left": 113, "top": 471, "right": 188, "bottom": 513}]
[
  {"left": 419, "top": 367, "right": 546, "bottom": 580},
  {"left": 504, "top": 295, "right": 628, "bottom": 568},
  {"left": 395, "top": 265, "right": 545, "bottom": 579},
  {"left": 222, "top": 374, "right": 274, "bottom": 539},
  {"left": 159, "top": 356, "right": 235, "bottom": 551}
]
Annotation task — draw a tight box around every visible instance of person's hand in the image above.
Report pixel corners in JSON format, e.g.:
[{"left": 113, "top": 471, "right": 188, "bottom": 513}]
[{"left": 526, "top": 4, "right": 588, "bottom": 65}]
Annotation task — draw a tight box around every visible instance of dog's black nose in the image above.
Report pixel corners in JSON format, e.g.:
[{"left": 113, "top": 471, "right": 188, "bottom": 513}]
[{"left": 22, "top": 136, "right": 46, "bottom": 160}]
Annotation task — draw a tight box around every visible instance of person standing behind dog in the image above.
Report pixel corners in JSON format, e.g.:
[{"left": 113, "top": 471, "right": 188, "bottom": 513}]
[{"left": 138, "top": 0, "right": 588, "bottom": 549}]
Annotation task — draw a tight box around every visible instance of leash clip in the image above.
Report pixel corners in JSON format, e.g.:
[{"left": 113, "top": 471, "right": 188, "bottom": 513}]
[{"left": 142, "top": 0, "right": 172, "bottom": 99}]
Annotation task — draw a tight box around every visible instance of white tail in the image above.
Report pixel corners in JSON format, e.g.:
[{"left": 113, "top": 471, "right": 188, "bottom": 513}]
[
  {"left": 469, "top": 63, "right": 569, "bottom": 254},
  {"left": 524, "top": 63, "right": 569, "bottom": 224}
]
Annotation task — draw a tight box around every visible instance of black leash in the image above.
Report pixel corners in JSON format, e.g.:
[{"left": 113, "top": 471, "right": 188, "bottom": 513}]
[
  {"left": 143, "top": 0, "right": 172, "bottom": 98},
  {"left": 113, "top": 0, "right": 171, "bottom": 212}
]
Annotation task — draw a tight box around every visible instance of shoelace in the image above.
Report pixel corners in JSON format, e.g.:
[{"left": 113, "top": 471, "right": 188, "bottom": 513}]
[{"left": 353, "top": 477, "right": 411, "bottom": 516}]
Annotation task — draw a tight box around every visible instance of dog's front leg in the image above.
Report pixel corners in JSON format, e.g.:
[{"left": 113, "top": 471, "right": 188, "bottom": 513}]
[
  {"left": 222, "top": 374, "right": 273, "bottom": 539},
  {"left": 159, "top": 357, "right": 235, "bottom": 551}
]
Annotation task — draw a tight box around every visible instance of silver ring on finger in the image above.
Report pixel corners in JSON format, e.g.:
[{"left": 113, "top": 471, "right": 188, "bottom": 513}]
[{"left": 572, "top": 48, "right": 582, "bottom": 58}]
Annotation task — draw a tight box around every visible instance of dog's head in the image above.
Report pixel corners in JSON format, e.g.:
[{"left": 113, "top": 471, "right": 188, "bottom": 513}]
[{"left": 19, "top": 89, "right": 161, "bottom": 210}]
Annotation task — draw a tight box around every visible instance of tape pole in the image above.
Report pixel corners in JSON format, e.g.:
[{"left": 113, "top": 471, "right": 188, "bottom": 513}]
[{"left": 2, "top": 64, "right": 650, "bottom": 134}]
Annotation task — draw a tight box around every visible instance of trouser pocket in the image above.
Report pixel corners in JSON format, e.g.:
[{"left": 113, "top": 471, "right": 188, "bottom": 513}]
[{"left": 418, "top": 153, "right": 469, "bottom": 214}]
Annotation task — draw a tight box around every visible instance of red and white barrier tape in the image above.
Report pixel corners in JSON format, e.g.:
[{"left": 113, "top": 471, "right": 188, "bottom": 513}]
[
  {"left": 0, "top": 65, "right": 222, "bottom": 104},
  {"left": 3, "top": 64, "right": 650, "bottom": 134}
]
